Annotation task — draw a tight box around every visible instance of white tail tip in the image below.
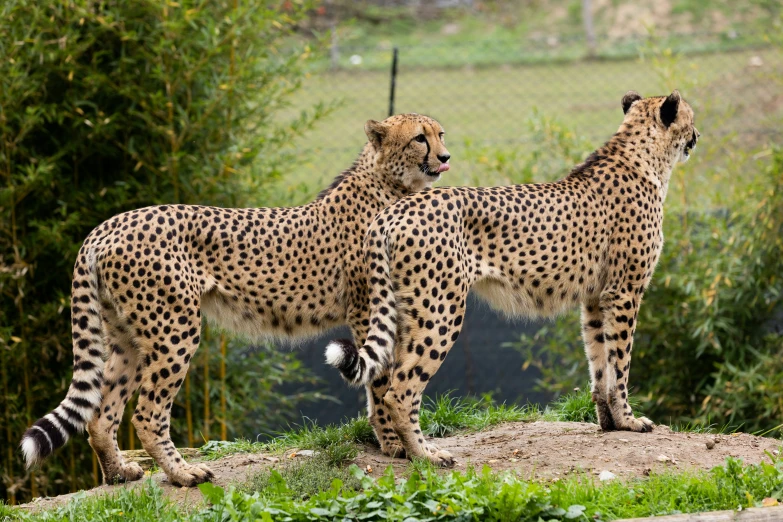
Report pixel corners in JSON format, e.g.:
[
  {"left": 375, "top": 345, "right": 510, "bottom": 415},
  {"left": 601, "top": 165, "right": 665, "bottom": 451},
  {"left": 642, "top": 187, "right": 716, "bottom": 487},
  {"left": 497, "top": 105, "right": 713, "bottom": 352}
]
[
  {"left": 325, "top": 341, "right": 346, "bottom": 368},
  {"left": 21, "top": 436, "right": 40, "bottom": 469}
]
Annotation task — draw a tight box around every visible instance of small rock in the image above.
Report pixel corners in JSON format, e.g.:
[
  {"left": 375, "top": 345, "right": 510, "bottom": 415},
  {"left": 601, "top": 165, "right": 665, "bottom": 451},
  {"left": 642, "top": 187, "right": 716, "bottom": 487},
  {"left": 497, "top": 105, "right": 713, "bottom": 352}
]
[
  {"left": 296, "top": 450, "right": 316, "bottom": 457},
  {"left": 656, "top": 454, "right": 672, "bottom": 463},
  {"left": 598, "top": 470, "right": 616, "bottom": 481},
  {"left": 706, "top": 440, "right": 715, "bottom": 450},
  {"left": 618, "top": 438, "right": 629, "bottom": 443}
]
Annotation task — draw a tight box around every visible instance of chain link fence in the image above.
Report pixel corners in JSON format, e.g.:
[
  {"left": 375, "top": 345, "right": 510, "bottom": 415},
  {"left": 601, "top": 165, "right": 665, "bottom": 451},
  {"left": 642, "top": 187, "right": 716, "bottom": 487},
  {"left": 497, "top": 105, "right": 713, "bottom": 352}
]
[{"left": 277, "top": 33, "right": 782, "bottom": 206}]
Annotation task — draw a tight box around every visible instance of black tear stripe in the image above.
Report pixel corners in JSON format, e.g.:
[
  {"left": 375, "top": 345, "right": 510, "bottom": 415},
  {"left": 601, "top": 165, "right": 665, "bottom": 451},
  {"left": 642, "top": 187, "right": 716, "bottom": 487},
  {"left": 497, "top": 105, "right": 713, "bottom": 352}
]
[{"left": 421, "top": 132, "right": 431, "bottom": 172}]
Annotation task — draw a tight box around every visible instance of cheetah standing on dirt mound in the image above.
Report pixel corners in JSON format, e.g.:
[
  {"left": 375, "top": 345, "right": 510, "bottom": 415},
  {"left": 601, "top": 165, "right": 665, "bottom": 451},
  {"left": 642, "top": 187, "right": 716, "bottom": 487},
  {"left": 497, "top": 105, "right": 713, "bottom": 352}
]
[
  {"left": 327, "top": 91, "right": 699, "bottom": 466},
  {"left": 20, "top": 113, "right": 451, "bottom": 487}
]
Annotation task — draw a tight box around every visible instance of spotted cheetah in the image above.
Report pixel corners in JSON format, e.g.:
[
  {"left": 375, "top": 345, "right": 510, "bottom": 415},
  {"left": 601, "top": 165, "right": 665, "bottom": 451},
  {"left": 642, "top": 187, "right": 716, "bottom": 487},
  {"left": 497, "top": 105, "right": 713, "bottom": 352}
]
[
  {"left": 327, "top": 91, "right": 699, "bottom": 466},
  {"left": 20, "top": 113, "right": 451, "bottom": 487}
]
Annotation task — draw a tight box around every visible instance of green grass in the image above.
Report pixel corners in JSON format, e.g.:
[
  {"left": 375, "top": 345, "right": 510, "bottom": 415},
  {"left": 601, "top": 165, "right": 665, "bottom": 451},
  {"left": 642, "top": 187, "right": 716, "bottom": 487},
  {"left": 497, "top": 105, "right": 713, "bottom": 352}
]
[
  {"left": 420, "top": 393, "right": 538, "bottom": 437},
  {"left": 5, "top": 393, "right": 781, "bottom": 521},
  {"left": 8, "top": 455, "right": 783, "bottom": 521},
  {"left": 241, "top": 444, "right": 363, "bottom": 500},
  {"left": 201, "top": 389, "right": 644, "bottom": 463},
  {"left": 200, "top": 415, "right": 375, "bottom": 461},
  {"left": 545, "top": 387, "right": 600, "bottom": 423},
  {"left": 0, "top": 481, "right": 195, "bottom": 522}
]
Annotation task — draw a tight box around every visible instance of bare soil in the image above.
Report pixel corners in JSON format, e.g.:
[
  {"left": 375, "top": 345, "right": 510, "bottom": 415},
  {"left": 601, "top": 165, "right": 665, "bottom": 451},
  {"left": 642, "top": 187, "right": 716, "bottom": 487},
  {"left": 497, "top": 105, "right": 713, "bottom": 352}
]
[{"left": 20, "top": 421, "right": 782, "bottom": 513}]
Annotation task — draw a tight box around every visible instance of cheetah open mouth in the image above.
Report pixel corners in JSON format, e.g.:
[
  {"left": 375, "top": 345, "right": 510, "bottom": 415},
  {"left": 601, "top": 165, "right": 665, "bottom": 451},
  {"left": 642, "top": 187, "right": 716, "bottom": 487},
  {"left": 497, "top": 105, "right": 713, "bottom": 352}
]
[{"left": 421, "top": 162, "right": 450, "bottom": 177}]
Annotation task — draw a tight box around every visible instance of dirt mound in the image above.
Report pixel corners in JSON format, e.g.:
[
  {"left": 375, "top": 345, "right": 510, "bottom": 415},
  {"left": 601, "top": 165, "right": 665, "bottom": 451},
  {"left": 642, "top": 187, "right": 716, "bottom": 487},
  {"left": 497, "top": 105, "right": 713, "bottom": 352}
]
[{"left": 20, "top": 421, "right": 781, "bottom": 513}]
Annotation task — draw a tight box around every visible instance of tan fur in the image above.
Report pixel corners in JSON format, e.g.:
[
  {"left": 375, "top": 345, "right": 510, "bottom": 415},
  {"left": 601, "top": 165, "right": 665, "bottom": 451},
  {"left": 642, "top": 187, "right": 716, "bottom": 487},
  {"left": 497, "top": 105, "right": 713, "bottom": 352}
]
[
  {"left": 328, "top": 92, "right": 699, "bottom": 466},
  {"left": 20, "top": 114, "right": 450, "bottom": 487}
]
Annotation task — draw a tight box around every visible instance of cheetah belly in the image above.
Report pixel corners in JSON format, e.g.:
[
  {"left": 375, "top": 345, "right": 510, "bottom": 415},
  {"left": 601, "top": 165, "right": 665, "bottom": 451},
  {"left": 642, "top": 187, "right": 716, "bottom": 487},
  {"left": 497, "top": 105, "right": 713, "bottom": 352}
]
[
  {"left": 200, "top": 279, "right": 346, "bottom": 342},
  {"left": 472, "top": 274, "right": 581, "bottom": 320}
]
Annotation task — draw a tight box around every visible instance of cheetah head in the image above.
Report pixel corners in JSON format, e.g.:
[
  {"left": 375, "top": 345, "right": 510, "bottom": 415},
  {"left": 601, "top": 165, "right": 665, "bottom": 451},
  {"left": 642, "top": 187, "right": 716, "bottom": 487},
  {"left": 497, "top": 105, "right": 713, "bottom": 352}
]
[
  {"left": 622, "top": 90, "right": 700, "bottom": 164},
  {"left": 364, "top": 113, "right": 450, "bottom": 193}
]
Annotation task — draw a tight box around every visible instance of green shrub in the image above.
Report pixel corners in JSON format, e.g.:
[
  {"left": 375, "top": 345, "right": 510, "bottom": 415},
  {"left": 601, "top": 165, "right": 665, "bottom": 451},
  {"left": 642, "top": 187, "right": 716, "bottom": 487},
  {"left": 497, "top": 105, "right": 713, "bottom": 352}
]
[{"left": 0, "top": 0, "right": 325, "bottom": 502}]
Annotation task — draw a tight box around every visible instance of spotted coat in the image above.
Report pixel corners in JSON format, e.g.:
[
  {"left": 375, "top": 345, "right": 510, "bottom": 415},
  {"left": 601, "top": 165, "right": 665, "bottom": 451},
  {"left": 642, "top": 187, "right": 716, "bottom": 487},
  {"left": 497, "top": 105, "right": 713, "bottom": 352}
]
[
  {"left": 20, "top": 113, "right": 451, "bottom": 487},
  {"left": 327, "top": 92, "right": 700, "bottom": 466}
]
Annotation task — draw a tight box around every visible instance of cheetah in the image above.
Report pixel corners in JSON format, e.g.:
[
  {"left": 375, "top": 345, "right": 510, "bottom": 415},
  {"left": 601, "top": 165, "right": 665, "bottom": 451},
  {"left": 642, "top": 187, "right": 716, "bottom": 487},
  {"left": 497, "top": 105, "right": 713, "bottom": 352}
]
[
  {"left": 327, "top": 91, "right": 699, "bottom": 466},
  {"left": 20, "top": 113, "right": 451, "bottom": 487}
]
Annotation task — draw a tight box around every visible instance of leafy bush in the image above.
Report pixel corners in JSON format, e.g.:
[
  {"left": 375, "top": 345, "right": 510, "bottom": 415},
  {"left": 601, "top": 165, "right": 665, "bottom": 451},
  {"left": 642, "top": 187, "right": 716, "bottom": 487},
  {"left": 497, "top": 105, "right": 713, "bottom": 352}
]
[{"left": 0, "top": 0, "right": 325, "bottom": 502}]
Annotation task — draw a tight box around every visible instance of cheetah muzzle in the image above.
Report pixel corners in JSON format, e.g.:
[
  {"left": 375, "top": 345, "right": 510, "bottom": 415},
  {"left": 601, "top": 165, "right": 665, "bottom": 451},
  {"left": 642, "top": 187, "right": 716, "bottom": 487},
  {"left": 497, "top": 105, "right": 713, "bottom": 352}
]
[{"left": 327, "top": 90, "right": 698, "bottom": 466}]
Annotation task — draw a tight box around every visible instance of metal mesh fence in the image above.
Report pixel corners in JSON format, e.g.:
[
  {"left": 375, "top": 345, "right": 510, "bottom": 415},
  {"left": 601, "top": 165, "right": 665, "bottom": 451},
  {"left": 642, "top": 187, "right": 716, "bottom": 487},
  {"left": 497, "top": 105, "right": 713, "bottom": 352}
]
[{"left": 281, "top": 34, "right": 782, "bottom": 204}]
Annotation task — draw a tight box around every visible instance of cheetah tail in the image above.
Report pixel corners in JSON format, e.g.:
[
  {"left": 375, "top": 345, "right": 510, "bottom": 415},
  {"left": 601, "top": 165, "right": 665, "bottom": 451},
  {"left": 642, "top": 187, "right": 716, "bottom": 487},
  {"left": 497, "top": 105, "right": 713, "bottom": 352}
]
[
  {"left": 325, "top": 231, "right": 397, "bottom": 387},
  {"left": 21, "top": 248, "right": 106, "bottom": 468}
]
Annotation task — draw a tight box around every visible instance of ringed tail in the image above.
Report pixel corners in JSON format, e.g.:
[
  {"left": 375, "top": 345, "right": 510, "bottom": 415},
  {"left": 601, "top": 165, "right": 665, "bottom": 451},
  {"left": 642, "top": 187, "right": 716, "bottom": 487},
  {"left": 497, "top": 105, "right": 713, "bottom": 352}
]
[
  {"left": 326, "top": 226, "right": 397, "bottom": 386},
  {"left": 20, "top": 245, "right": 107, "bottom": 468}
]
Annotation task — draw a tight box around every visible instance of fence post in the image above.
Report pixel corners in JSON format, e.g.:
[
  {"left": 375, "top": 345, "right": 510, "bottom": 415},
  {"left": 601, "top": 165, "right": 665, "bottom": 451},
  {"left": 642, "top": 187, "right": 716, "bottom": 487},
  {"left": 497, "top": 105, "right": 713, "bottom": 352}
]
[
  {"left": 388, "top": 47, "right": 399, "bottom": 117},
  {"left": 582, "top": 0, "right": 597, "bottom": 58}
]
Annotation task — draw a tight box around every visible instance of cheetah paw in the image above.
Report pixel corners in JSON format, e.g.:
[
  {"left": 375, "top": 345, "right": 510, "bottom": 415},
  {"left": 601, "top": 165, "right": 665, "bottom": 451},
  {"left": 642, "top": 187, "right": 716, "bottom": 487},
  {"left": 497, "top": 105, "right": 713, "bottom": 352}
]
[
  {"left": 423, "top": 442, "right": 454, "bottom": 468},
  {"left": 381, "top": 442, "right": 407, "bottom": 459},
  {"left": 106, "top": 461, "right": 145, "bottom": 484},
  {"left": 619, "top": 416, "right": 654, "bottom": 433},
  {"left": 167, "top": 462, "right": 215, "bottom": 487}
]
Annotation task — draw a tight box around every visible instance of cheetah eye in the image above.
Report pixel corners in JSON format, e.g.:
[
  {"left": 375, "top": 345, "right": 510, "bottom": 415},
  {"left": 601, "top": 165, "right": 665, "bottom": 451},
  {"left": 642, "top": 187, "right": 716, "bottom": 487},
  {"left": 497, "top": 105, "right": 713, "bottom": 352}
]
[{"left": 414, "top": 134, "right": 427, "bottom": 143}]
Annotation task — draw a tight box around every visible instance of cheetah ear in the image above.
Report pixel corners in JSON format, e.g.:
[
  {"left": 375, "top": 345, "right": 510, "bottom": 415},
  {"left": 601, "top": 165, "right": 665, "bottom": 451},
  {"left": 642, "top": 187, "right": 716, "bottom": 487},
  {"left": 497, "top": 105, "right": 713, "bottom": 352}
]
[
  {"left": 365, "top": 120, "right": 390, "bottom": 150},
  {"left": 660, "top": 90, "right": 681, "bottom": 128},
  {"left": 622, "top": 91, "right": 642, "bottom": 114}
]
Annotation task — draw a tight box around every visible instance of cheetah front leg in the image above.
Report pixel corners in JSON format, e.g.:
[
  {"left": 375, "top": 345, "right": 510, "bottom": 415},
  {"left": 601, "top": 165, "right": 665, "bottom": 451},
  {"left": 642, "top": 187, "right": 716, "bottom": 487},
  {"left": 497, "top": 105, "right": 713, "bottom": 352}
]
[
  {"left": 580, "top": 300, "right": 615, "bottom": 431},
  {"left": 598, "top": 288, "right": 654, "bottom": 432},
  {"left": 130, "top": 294, "right": 214, "bottom": 487}
]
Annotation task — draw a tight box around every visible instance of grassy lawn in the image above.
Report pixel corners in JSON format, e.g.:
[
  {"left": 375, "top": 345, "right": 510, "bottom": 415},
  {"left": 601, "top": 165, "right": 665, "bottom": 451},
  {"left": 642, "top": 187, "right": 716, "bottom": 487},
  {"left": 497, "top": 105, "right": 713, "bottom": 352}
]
[{"left": 4, "top": 391, "right": 782, "bottom": 521}]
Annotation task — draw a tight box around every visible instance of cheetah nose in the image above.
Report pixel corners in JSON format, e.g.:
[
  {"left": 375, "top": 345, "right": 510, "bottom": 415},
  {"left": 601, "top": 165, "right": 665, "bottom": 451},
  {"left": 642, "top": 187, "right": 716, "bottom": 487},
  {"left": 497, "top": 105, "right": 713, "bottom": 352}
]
[{"left": 437, "top": 153, "right": 450, "bottom": 163}]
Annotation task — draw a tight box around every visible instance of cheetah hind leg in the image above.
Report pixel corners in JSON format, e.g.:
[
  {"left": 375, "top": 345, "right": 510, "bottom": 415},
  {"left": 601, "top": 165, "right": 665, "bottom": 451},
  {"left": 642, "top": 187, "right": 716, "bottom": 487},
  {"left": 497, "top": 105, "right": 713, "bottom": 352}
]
[
  {"left": 581, "top": 301, "right": 617, "bottom": 431},
  {"left": 87, "top": 306, "right": 145, "bottom": 484},
  {"left": 366, "top": 372, "right": 407, "bottom": 459}
]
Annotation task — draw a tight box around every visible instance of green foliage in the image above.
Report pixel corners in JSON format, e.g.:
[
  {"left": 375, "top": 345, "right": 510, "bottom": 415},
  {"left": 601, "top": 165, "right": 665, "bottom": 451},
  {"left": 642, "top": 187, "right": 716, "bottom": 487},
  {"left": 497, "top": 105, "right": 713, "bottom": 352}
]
[
  {"left": 460, "top": 110, "right": 592, "bottom": 187},
  {"left": 242, "top": 445, "right": 362, "bottom": 500},
  {"left": 199, "top": 415, "right": 376, "bottom": 461},
  {"left": 545, "top": 388, "right": 599, "bottom": 424},
  {"left": 8, "top": 435, "right": 783, "bottom": 520},
  {"left": 0, "top": 480, "right": 197, "bottom": 522},
  {"left": 201, "top": 394, "right": 537, "bottom": 461},
  {"left": 0, "top": 0, "right": 325, "bottom": 502},
  {"left": 419, "top": 393, "right": 536, "bottom": 437}
]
